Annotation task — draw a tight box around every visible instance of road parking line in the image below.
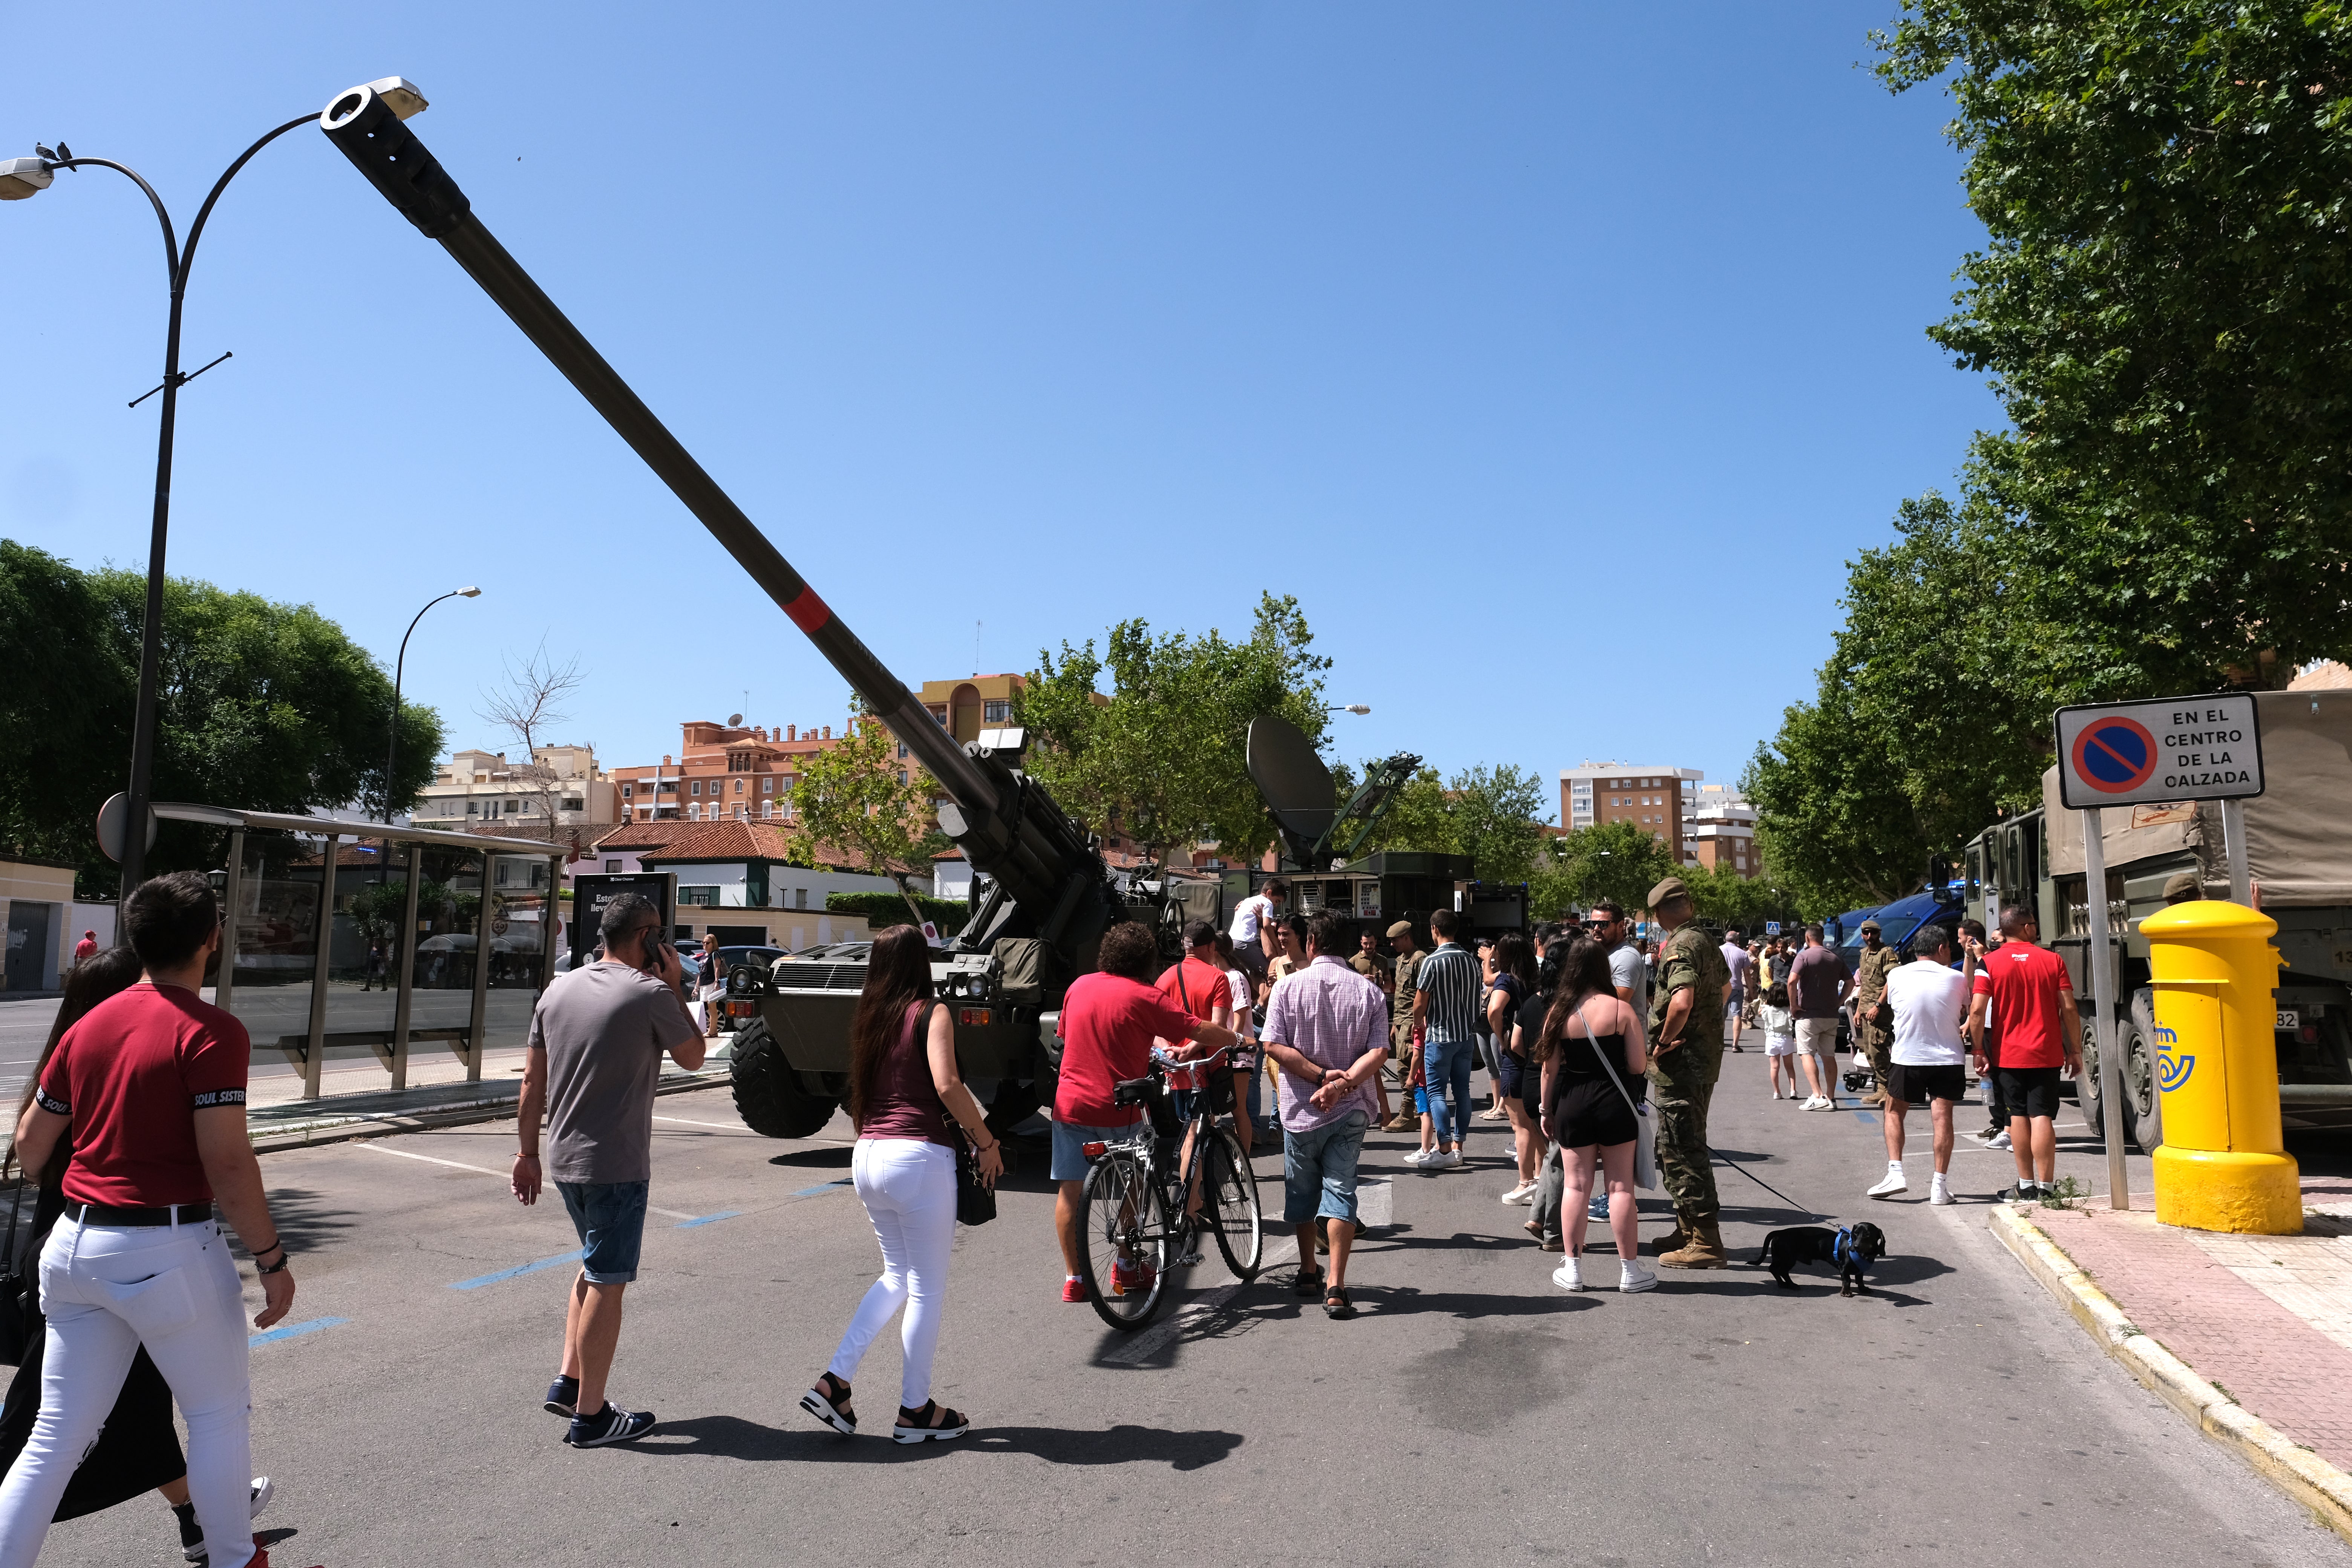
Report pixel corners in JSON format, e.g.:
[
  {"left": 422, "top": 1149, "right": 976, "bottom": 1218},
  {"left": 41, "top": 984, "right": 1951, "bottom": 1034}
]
[
  {"left": 674, "top": 1210, "right": 743, "bottom": 1228},
  {"left": 450, "top": 1250, "right": 585, "bottom": 1291},
  {"left": 251, "top": 1316, "right": 349, "bottom": 1348},
  {"left": 792, "top": 1178, "right": 853, "bottom": 1197},
  {"left": 358, "top": 1138, "right": 694, "bottom": 1219},
  {"left": 652, "top": 1114, "right": 749, "bottom": 1131}
]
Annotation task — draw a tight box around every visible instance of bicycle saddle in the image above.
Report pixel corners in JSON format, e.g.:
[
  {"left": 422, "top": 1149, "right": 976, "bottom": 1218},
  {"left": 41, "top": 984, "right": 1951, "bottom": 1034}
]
[{"left": 1112, "top": 1075, "right": 1161, "bottom": 1107}]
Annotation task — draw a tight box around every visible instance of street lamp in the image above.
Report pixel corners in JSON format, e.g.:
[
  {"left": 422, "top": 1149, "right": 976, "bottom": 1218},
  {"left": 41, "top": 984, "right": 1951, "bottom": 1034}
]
[
  {"left": 383, "top": 586, "right": 481, "bottom": 823},
  {"left": 8, "top": 79, "right": 432, "bottom": 902},
  {"left": 1328, "top": 704, "right": 1370, "bottom": 715}
]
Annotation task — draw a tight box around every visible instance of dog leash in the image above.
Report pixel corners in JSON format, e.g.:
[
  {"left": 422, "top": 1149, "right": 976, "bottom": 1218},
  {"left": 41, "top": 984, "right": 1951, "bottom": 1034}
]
[{"left": 1713, "top": 1150, "right": 1822, "bottom": 1218}]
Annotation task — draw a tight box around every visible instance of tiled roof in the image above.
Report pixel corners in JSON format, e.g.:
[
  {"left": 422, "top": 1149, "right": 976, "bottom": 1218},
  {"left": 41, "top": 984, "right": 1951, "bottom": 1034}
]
[
  {"left": 638, "top": 819, "right": 917, "bottom": 875},
  {"left": 592, "top": 821, "right": 691, "bottom": 851}
]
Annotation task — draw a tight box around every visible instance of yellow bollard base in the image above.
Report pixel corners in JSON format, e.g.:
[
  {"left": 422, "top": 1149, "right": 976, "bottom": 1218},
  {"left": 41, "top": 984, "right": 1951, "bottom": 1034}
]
[{"left": 2152, "top": 1145, "right": 2303, "bottom": 1235}]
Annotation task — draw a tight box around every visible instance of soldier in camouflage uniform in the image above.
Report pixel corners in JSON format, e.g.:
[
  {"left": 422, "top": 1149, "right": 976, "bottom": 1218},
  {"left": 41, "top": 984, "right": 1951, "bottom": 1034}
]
[
  {"left": 1384, "top": 920, "right": 1423, "bottom": 1132},
  {"left": 1850, "top": 919, "right": 1900, "bottom": 1108},
  {"left": 1645, "top": 877, "right": 1732, "bottom": 1268}
]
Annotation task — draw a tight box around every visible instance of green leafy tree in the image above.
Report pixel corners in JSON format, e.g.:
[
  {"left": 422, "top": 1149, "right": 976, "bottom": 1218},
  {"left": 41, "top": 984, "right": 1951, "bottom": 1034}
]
[
  {"left": 1019, "top": 593, "right": 1331, "bottom": 864},
  {"left": 1341, "top": 761, "right": 1547, "bottom": 885},
  {"left": 1538, "top": 821, "right": 1680, "bottom": 916},
  {"left": 1876, "top": 0, "right": 2352, "bottom": 692},
  {"left": 790, "top": 705, "right": 951, "bottom": 923},
  {"left": 0, "top": 541, "right": 443, "bottom": 894}
]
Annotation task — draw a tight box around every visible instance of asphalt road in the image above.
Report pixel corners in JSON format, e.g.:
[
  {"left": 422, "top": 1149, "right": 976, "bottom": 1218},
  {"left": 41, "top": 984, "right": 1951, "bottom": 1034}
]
[{"left": 21, "top": 1041, "right": 2352, "bottom": 1568}]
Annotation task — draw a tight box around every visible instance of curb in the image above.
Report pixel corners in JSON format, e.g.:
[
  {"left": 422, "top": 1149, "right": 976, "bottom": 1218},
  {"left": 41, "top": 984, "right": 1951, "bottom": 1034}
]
[
  {"left": 247, "top": 1070, "right": 732, "bottom": 1155},
  {"left": 1989, "top": 1203, "right": 2352, "bottom": 1544}
]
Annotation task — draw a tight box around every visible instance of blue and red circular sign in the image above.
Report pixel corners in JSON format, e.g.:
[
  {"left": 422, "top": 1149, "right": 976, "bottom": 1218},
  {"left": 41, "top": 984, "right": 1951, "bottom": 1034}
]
[{"left": 2071, "top": 716, "right": 2159, "bottom": 794}]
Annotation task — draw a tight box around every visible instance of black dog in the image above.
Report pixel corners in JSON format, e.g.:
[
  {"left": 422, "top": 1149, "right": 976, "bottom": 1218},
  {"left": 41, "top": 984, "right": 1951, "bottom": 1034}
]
[{"left": 1755, "top": 1222, "right": 1886, "bottom": 1296}]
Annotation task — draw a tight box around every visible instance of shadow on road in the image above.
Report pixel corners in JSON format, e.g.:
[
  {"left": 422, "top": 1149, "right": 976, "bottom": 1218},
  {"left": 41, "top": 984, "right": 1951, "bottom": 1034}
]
[
  {"left": 643, "top": 1414, "right": 1242, "bottom": 1469},
  {"left": 255, "top": 1187, "right": 358, "bottom": 1256},
  {"left": 766, "top": 1147, "right": 853, "bottom": 1168}
]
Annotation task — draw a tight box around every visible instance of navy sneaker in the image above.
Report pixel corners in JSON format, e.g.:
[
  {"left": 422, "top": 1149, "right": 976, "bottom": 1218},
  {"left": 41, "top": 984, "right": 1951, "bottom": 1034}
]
[
  {"left": 567, "top": 1402, "right": 657, "bottom": 1447},
  {"left": 544, "top": 1375, "right": 580, "bottom": 1417}
]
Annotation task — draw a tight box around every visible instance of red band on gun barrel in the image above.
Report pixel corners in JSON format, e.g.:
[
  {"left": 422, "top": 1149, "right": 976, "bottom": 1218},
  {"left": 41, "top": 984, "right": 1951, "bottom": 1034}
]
[{"left": 783, "top": 587, "right": 831, "bottom": 633}]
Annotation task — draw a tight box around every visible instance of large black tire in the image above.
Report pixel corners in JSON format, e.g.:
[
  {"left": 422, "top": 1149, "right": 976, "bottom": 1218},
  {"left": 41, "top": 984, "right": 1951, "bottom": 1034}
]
[
  {"left": 729, "top": 1022, "right": 839, "bottom": 1139},
  {"left": 2121, "top": 988, "right": 2164, "bottom": 1154}
]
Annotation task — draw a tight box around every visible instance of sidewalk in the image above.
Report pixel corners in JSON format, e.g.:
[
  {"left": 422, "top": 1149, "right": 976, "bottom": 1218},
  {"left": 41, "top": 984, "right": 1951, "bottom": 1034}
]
[{"left": 1994, "top": 1174, "right": 2352, "bottom": 1541}]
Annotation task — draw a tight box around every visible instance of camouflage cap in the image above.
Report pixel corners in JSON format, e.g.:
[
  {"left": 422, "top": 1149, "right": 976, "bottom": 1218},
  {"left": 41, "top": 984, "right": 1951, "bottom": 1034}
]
[
  {"left": 1859, "top": 919, "right": 1882, "bottom": 934},
  {"left": 1647, "top": 876, "right": 1690, "bottom": 908},
  {"left": 2163, "top": 871, "right": 2200, "bottom": 902},
  {"left": 1386, "top": 920, "right": 1414, "bottom": 939}
]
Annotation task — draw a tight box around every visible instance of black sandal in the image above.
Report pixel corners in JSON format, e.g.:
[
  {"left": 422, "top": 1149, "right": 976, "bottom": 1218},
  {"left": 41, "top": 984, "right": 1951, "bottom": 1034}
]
[
  {"left": 893, "top": 1398, "right": 971, "bottom": 1444},
  {"left": 1324, "top": 1287, "right": 1356, "bottom": 1320},
  {"left": 1292, "top": 1265, "right": 1325, "bottom": 1299},
  {"left": 799, "top": 1372, "right": 856, "bottom": 1435}
]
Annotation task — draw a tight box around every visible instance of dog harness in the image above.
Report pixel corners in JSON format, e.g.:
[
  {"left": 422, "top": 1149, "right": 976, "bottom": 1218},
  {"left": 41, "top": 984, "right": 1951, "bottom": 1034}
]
[{"left": 1831, "top": 1226, "right": 1858, "bottom": 1267}]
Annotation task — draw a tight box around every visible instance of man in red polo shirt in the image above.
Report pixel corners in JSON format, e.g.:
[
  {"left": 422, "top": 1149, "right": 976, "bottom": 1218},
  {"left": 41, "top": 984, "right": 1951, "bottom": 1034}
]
[
  {"left": 1968, "top": 904, "right": 2079, "bottom": 1202},
  {"left": 1050, "top": 922, "right": 1238, "bottom": 1304}
]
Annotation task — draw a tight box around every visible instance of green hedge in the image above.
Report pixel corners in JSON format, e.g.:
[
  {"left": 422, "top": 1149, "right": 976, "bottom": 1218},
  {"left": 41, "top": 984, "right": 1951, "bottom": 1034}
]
[{"left": 825, "top": 890, "right": 968, "bottom": 936}]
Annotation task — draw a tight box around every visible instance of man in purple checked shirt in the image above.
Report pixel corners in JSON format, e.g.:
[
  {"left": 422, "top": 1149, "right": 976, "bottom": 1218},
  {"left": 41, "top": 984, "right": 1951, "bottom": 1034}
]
[{"left": 1258, "top": 912, "right": 1390, "bottom": 1321}]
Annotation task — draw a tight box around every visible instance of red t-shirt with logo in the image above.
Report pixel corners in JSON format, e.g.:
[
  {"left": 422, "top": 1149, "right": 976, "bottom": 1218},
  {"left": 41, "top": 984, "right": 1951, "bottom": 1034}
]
[
  {"left": 1971, "top": 942, "right": 2074, "bottom": 1070},
  {"left": 35, "top": 983, "right": 251, "bottom": 1207},
  {"left": 1055, "top": 972, "right": 1201, "bottom": 1127}
]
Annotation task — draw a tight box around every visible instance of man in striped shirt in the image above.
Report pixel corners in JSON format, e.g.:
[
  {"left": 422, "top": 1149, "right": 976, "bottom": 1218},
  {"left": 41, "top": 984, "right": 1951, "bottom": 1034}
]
[{"left": 1408, "top": 910, "right": 1481, "bottom": 1171}]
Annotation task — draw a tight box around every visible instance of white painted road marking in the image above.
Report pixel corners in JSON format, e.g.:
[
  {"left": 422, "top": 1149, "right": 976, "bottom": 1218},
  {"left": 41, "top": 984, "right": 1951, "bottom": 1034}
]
[{"left": 358, "top": 1139, "right": 695, "bottom": 1219}]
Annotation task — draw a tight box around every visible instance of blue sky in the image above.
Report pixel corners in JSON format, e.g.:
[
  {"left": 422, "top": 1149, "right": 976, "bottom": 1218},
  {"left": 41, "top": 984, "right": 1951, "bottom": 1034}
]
[{"left": 2, "top": 3, "right": 1992, "bottom": 820}]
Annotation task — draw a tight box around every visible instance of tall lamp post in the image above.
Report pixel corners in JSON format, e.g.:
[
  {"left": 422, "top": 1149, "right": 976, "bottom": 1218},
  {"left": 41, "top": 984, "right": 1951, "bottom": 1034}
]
[
  {"left": 0, "top": 78, "right": 432, "bottom": 900},
  {"left": 383, "top": 587, "right": 481, "bottom": 823}
]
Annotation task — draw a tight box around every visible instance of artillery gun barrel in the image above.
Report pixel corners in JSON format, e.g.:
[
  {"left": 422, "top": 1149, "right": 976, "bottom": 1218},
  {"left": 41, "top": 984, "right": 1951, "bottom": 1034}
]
[{"left": 319, "top": 86, "right": 995, "bottom": 819}]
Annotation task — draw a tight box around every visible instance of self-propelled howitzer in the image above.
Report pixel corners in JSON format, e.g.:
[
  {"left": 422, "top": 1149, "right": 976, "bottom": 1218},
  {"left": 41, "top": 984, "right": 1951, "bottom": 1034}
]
[{"left": 321, "top": 80, "right": 1141, "bottom": 1135}]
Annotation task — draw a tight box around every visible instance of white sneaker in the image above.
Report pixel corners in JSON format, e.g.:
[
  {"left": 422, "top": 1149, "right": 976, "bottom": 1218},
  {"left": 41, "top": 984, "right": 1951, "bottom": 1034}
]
[
  {"left": 1802, "top": 1096, "right": 1831, "bottom": 1112},
  {"left": 1402, "top": 1148, "right": 1433, "bottom": 1167},
  {"left": 1986, "top": 1129, "right": 2013, "bottom": 1150},
  {"left": 1867, "top": 1166, "right": 1908, "bottom": 1198},
  {"left": 1619, "top": 1259, "right": 1657, "bottom": 1294},
  {"left": 1552, "top": 1258, "right": 1585, "bottom": 1292},
  {"left": 1930, "top": 1173, "right": 1955, "bottom": 1205},
  {"left": 1501, "top": 1182, "right": 1536, "bottom": 1205},
  {"left": 1432, "top": 1150, "right": 1464, "bottom": 1170}
]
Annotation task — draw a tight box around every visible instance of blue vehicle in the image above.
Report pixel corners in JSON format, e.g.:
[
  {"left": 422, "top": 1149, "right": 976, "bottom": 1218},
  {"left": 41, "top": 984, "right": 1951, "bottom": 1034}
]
[{"left": 1834, "top": 891, "right": 1962, "bottom": 965}]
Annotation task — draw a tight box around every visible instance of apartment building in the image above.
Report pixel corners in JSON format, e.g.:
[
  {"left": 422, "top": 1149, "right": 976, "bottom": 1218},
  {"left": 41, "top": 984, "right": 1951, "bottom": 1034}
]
[
  {"left": 1682, "top": 782, "right": 1760, "bottom": 877},
  {"left": 1559, "top": 763, "right": 1704, "bottom": 860},
  {"left": 919, "top": 674, "right": 1024, "bottom": 746},
  {"left": 609, "top": 719, "right": 859, "bottom": 826},
  {"left": 412, "top": 746, "right": 618, "bottom": 835}
]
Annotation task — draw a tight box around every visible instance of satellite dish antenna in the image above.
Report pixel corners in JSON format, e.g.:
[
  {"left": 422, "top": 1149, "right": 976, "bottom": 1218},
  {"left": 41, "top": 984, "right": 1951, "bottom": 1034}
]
[
  {"left": 1246, "top": 715, "right": 1336, "bottom": 857},
  {"left": 727, "top": 712, "right": 744, "bottom": 727}
]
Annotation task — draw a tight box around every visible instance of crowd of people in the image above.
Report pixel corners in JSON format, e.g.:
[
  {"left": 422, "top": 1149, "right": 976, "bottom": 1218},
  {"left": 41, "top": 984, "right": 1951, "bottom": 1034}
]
[{"left": 0, "top": 866, "right": 2090, "bottom": 1563}]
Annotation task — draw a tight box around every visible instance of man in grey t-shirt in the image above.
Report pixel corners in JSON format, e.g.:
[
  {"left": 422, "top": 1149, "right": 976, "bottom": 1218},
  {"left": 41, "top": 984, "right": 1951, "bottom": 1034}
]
[{"left": 512, "top": 893, "right": 703, "bottom": 1447}]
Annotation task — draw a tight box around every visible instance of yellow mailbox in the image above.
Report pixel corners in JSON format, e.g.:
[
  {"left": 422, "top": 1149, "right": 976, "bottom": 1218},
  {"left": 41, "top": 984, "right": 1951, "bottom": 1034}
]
[{"left": 2143, "top": 900, "right": 2301, "bottom": 1234}]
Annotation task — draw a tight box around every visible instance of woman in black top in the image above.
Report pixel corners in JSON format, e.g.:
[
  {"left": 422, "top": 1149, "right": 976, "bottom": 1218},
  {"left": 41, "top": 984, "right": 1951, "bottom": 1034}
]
[
  {"left": 1534, "top": 936, "right": 1655, "bottom": 1294},
  {"left": 1483, "top": 934, "right": 1538, "bottom": 1201}
]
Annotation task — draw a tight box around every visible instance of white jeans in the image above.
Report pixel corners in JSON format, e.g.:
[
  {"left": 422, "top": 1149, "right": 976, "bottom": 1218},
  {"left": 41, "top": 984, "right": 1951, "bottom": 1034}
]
[
  {"left": 827, "top": 1138, "right": 956, "bottom": 1412},
  {"left": 0, "top": 1216, "right": 255, "bottom": 1568}
]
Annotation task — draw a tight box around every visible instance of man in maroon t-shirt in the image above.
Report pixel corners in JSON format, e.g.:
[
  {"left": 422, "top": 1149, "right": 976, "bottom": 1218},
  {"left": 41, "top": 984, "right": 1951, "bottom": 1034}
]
[
  {"left": 1968, "top": 904, "right": 2079, "bottom": 1200},
  {"left": 1050, "top": 922, "right": 1236, "bottom": 1304}
]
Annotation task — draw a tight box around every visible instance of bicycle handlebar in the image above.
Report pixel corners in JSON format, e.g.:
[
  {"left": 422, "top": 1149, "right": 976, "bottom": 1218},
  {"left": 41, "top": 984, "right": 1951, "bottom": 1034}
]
[{"left": 1149, "top": 1043, "right": 1236, "bottom": 1073}]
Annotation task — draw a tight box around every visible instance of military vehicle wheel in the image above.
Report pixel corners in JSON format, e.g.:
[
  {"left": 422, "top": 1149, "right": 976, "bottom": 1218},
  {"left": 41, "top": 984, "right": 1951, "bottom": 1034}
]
[
  {"left": 2121, "top": 989, "right": 2164, "bottom": 1154},
  {"left": 730, "top": 1022, "right": 838, "bottom": 1139},
  {"left": 2077, "top": 1009, "right": 2113, "bottom": 1145}
]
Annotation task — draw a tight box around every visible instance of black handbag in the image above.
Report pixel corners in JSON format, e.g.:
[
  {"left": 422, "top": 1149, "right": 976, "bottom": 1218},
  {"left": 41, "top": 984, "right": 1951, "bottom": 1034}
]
[
  {"left": 918, "top": 1001, "right": 997, "bottom": 1227},
  {"left": 0, "top": 1158, "right": 34, "bottom": 1366}
]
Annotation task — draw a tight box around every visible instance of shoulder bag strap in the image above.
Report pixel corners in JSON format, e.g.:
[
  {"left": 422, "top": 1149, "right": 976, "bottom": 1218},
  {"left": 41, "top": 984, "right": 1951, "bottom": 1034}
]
[{"left": 1580, "top": 997, "right": 1644, "bottom": 1118}]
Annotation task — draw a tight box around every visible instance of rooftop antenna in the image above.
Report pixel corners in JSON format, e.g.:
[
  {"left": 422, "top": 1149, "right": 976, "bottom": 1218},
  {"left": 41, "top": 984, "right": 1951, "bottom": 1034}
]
[{"left": 973, "top": 619, "right": 982, "bottom": 677}]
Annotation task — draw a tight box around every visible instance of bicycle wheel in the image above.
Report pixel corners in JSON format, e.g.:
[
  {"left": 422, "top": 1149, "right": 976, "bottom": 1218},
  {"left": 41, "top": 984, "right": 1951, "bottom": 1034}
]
[
  {"left": 1079, "top": 1153, "right": 1171, "bottom": 1331},
  {"left": 1204, "top": 1127, "right": 1263, "bottom": 1282}
]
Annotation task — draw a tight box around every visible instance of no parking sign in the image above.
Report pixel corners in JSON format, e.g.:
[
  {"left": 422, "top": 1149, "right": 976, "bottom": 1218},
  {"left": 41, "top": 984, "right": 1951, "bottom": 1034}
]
[{"left": 2053, "top": 694, "right": 2264, "bottom": 810}]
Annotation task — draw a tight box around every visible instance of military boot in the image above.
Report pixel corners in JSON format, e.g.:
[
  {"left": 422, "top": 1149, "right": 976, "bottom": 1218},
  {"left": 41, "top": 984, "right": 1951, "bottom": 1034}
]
[
  {"left": 1659, "top": 1220, "right": 1728, "bottom": 1269},
  {"left": 1654, "top": 1219, "right": 1689, "bottom": 1257}
]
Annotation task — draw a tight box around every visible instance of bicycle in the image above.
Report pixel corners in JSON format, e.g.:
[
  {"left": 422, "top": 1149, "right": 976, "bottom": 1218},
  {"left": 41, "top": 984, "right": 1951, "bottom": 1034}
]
[{"left": 1076, "top": 1044, "right": 1264, "bottom": 1330}]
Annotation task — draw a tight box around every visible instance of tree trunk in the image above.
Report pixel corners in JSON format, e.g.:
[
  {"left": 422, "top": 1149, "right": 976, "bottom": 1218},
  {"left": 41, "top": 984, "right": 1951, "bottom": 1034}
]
[{"left": 891, "top": 876, "right": 928, "bottom": 926}]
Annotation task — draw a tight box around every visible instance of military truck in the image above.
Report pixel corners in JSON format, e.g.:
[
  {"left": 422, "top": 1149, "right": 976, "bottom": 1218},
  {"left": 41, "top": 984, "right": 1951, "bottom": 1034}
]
[{"left": 1961, "top": 688, "right": 2352, "bottom": 1152}]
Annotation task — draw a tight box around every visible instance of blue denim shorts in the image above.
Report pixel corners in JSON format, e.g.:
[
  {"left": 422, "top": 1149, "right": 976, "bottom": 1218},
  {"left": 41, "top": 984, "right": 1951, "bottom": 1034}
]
[
  {"left": 556, "top": 1179, "right": 649, "bottom": 1284},
  {"left": 1050, "top": 1117, "right": 1142, "bottom": 1182},
  {"left": 1282, "top": 1110, "right": 1369, "bottom": 1226}
]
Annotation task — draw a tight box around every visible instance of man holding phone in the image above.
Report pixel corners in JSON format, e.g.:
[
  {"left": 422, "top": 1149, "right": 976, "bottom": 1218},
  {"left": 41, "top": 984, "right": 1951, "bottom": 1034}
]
[{"left": 512, "top": 893, "right": 704, "bottom": 1447}]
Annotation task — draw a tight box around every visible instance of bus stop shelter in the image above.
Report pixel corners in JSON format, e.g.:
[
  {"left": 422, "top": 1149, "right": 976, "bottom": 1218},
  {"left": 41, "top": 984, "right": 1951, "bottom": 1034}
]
[{"left": 156, "top": 802, "right": 569, "bottom": 1101}]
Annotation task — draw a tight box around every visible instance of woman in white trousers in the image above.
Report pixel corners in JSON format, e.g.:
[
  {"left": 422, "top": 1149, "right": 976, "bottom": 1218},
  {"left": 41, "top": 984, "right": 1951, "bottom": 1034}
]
[{"left": 799, "top": 926, "right": 1001, "bottom": 1443}]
